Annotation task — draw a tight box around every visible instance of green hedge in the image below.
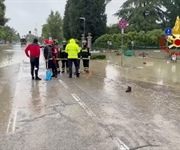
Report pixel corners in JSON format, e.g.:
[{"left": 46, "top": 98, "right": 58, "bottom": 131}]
[
  {"left": 90, "top": 54, "right": 106, "bottom": 60},
  {"left": 93, "top": 29, "right": 165, "bottom": 50}
]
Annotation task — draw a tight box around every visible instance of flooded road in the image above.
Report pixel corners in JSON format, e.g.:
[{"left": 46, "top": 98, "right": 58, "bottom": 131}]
[
  {"left": 105, "top": 51, "right": 180, "bottom": 89},
  {"left": 0, "top": 46, "right": 180, "bottom": 150}
]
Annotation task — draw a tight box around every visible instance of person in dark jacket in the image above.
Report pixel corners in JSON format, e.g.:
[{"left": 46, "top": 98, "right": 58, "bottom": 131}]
[
  {"left": 44, "top": 40, "right": 57, "bottom": 78},
  {"left": 75, "top": 40, "right": 81, "bottom": 74},
  {"left": 52, "top": 42, "right": 58, "bottom": 77},
  {"left": 44, "top": 43, "right": 52, "bottom": 69},
  {"left": 43, "top": 39, "right": 49, "bottom": 69},
  {"left": 59, "top": 41, "right": 69, "bottom": 73},
  {"left": 25, "top": 38, "right": 41, "bottom": 80},
  {"left": 77, "top": 48, "right": 81, "bottom": 74},
  {"left": 53, "top": 40, "right": 60, "bottom": 74},
  {"left": 46, "top": 40, "right": 57, "bottom": 78},
  {"left": 81, "top": 43, "right": 91, "bottom": 73},
  {"left": 57, "top": 47, "right": 61, "bottom": 73}
]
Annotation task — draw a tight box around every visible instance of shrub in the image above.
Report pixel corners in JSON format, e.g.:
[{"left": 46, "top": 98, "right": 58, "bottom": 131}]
[
  {"left": 93, "top": 29, "right": 164, "bottom": 50},
  {"left": 90, "top": 54, "right": 106, "bottom": 60}
]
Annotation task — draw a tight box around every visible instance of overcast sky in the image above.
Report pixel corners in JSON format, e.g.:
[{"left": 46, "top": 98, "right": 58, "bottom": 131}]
[{"left": 5, "top": 0, "right": 124, "bottom": 37}]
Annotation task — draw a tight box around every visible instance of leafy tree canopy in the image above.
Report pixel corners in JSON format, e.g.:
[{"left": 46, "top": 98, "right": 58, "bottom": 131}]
[
  {"left": 114, "top": 0, "right": 167, "bottom": 32},
  {"left": 0, "top": 26, "right": 20, "bottom": 43},
  {"left": 42, "top": 10, "right": 63, "bottom": 42},
  {"left": 114, "top": 0, "right": 180, "bottom": 32},
  {"left": 0, "top": 0, "right": 8, "bottom": 26},
  {"left": 63, "top": 0, "right": 109, "bottom": 42}
]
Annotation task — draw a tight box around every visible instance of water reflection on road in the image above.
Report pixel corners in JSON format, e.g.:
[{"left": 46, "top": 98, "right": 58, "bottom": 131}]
[
  {"left": 0, "top": 45, "right": 25, "bottom": 68},
  {"left": 104, "top": 53, "right": 180, "bottom": 88}
]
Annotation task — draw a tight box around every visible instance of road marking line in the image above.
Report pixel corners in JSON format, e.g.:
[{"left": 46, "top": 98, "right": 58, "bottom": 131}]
[
  {"left": 6, "top": 113, "right": 12, "bottom": 133},
  {"left": 173, "top": 95, "right": 180, "bottom": 98},
  {"left": 59, "top": 80, "right": 68, "bottom": 89},
  {"left": 71, "top": 94, "right": 129, "bottom": 150},
  {"left": 71, "top": 93, "right": 96, "bottom": 117},
  {"left": 7, "top": 64, "right": 22, "bottom": 134},
  {"left": 114, "top": 138, "right": 130, "bottom": 150},
  {"left": 14, "top": 64, "right": 23, "bottom": 97},
  {"left": 18, "top": 64, "right": 23, "bottom": 80},
  {"left": 12, "top": 111, "right": 18, "bottom": 133}
]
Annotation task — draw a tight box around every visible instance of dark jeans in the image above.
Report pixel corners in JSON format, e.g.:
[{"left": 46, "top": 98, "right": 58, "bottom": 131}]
[
  {"left": 83, "top": 59, "right": 89, "bottom": 71},
  {"left": 68, "top": 59, "right": 79, "bottom": 76},
  {"left": 48, "top": 59, "right": 53, "bottom": 69},
  {"left": 61, "top": 60, "right": 69, "bottom": 71},
  {"left": 78, "top": 59, "right": 80, "bottom": 73},
  {"left": 56, "top": 61, "right": 60, "bottom": 72},
  {"left": 30, "top": 57, "right": 39, "bottom": 78},
  {"left": 45, "top": 61, "right": 48, "bottom": 69},
  {"left": 53, "top": 63, "right": 57, "bottom": 76},
  {"left": 48, "top": 59, "right": 57, "bottom": 76}
]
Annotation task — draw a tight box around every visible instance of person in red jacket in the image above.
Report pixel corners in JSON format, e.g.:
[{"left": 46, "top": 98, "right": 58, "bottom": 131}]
[
  {"left": 52, "top": 43, "right": 58, "bottom": 77},
  {"left": 25, "top": 38, "right": 41, "bottom": 80}
]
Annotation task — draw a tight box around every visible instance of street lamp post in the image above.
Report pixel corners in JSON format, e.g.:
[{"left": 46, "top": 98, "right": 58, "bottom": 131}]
[{"left": 80, "top": 17, "right": 86, "bottom": 37}]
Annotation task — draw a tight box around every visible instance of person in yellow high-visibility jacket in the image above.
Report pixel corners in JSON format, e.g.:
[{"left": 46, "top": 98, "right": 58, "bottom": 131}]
[{"left": 65, "top": 39, "right": 80, "bottom": 78}]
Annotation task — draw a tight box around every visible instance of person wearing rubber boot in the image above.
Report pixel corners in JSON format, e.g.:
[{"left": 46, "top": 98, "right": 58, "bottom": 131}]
[
  {"left": 25, "top": 38, "right": 41, "bottom": 80},
  {"left": 53, "top": 40, "right": 60, "bottom": 74},
  {"left": 51, "top": 41, "right": 58, "bottom": 78},
  {"left": 43, "top": 39, "right": 49, "bottom": 69},
  {"left": 60, "top": 41, "right": 69, "bottom": 73},
  {"left": 77, "top": 47, "right": 81, "bottom": 74},
  {"left": 57, "top": 47, "right": 61, "bottom": 73},
  {"left": 45, "top": 40, "right": 57, "bottom": 78},
  {"left": 65, "top": 39, "right": 80, "bottom": 78},
  {"left": 75, "top": 40, "right": 81, "bottom": 75},
  {"left": 81, "top": 43, "right": 91, "bottom": 74}
]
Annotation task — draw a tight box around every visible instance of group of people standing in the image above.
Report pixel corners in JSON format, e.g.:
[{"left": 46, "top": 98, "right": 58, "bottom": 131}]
[{"left": 25, "top": 38, "right": 91, "bottom": 80}]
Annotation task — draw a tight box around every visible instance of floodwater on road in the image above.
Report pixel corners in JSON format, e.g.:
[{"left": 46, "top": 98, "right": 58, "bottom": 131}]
[
  {"left": 103, "top": 51, "right": 180, "bottom": 89},
  {"left": 0, "top": 45, "right": 24, "bottom": 68},
  {"left": 0, "top": 46, "right": 180, "bottom": 150}
]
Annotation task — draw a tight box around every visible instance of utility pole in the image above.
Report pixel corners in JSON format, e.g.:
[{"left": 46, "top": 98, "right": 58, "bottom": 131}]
[
  {"left": 121, "top": 29, "right": 124, "bottom": 66},
  {"left": 80, "top": 17, "right": 86, "bottom": 37},
  {"left": 118, "top": 19, "right": 127, "bottom": 66}
]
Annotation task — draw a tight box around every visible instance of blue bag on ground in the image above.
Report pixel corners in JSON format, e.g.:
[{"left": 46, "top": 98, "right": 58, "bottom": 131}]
[{"left": 46, "top": 70, "right": 52, "bottom": 80}]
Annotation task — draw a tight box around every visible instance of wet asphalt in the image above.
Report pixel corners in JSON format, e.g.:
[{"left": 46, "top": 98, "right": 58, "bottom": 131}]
[{"left": 0, "top": 45, "right": 180, "bottom": 150}]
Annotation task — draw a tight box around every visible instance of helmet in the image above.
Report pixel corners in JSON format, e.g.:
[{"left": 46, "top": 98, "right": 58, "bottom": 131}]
[
  {"left": 53, "top": 40, "right": 58, "bottom": 45},
  {"left": 62, "top": 40, "right": 66, "bottom": 43},
  {"left": 83, "top": 42, "right": 87, "bottom": 47},
  {"left": 48, "top": 40, "right": 54, "bottom": 45},
  {"left": 44, "top": 39, "right": 49, "bottom": 44},
  {"left": 62, "top": 41, "right": 66, "bottom": 45}
]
